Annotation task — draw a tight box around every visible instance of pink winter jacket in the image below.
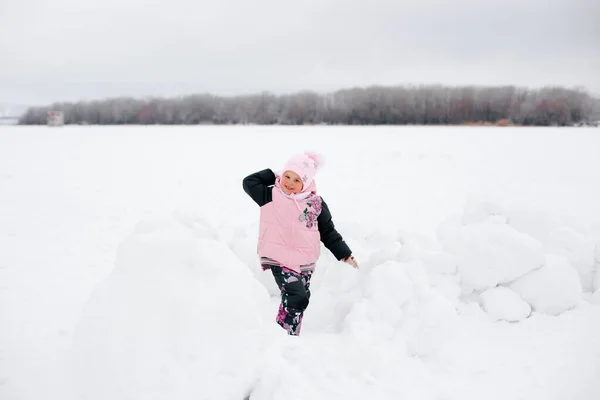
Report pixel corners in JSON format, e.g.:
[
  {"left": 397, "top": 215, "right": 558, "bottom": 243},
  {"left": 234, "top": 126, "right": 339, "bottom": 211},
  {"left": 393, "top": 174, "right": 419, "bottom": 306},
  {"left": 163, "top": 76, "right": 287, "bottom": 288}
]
[{"left": 243, "top": 168, "right": 352, "bottom": 274}]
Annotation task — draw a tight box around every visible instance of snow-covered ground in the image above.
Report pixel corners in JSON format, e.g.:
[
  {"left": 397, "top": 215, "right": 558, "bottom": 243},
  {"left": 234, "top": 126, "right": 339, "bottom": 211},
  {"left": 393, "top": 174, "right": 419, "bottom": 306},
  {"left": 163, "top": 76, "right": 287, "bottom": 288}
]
[{"left": 1, "top": 125, "right": 599, "bottom": 400}]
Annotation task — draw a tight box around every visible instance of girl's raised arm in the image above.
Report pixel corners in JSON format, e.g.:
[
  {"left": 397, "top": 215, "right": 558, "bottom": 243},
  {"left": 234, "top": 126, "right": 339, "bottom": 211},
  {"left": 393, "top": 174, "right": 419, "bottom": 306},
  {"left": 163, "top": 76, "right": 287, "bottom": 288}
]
[{"left": 242, "top": 168, "right": 276, "bottom": 207}]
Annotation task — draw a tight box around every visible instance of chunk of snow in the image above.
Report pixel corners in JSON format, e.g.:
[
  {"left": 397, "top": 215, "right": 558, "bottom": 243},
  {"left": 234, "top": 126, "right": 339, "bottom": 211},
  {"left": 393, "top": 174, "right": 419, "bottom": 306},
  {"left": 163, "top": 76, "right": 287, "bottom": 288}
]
[
  {"left": 509, "top": 255, "right": 583, "bottom": 316},
  {"left": 480, "top": 286, "right": 531, "bottom": 322},
  {"left": 438, "top": 215, "right": 544, "bottom": 293}
]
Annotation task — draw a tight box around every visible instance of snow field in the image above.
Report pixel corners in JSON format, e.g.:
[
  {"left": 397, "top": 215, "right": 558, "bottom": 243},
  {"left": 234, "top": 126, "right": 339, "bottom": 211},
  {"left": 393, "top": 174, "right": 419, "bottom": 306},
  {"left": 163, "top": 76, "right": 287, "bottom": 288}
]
[{"left": 1, "top": 126, "right": 600, "bottom": 400}]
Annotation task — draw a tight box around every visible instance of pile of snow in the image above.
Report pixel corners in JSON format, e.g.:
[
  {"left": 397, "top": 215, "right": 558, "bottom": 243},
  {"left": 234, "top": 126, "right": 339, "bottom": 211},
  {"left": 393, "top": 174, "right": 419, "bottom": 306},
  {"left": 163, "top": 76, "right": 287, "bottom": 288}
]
[
  {"left": 478, "top": 202, "right": 600, "bottom": 293},
  {"left": 69, "top": 215, "right": 456, "bottom": 399},
  {"left": 438, "top": 214, "right": 544, "bottom": 294},
  {"left": 71, "top": 216, "right": 275, "bottom": 400},
  {"left": 69, "top": 205, "right": 597, "bottom": 400},
  {"left": 434, "top": 201, "right": 592, "bottom": 320}
]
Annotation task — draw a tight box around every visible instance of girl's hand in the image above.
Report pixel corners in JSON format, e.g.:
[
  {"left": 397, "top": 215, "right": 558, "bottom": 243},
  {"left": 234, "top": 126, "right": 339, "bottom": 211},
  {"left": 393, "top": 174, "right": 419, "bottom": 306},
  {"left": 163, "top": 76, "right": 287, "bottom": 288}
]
[{"left": 344, "top": 254, "right": 359, "bottom": 269}]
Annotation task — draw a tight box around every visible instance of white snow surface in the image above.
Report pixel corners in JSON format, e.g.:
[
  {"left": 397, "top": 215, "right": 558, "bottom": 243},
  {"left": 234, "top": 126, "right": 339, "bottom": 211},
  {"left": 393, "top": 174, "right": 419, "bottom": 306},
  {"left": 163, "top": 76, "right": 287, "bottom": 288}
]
[{"left": 1, "top": 125, "right": 600, "bottom": 400}]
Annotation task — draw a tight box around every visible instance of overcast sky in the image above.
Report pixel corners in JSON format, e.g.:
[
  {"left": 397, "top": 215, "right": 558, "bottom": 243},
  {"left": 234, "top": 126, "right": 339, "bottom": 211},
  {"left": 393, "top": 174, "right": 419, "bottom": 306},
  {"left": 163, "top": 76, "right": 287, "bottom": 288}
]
[{"left": 1, "top": 0, "right": 598, "bottom": 106}]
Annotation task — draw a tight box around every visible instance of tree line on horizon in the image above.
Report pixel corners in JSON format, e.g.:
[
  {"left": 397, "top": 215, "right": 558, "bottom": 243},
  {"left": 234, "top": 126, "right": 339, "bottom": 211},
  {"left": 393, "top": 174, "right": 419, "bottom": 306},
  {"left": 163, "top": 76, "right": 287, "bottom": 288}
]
[{"left": 18, "top": 84, "right": 599, "bottom": 126}]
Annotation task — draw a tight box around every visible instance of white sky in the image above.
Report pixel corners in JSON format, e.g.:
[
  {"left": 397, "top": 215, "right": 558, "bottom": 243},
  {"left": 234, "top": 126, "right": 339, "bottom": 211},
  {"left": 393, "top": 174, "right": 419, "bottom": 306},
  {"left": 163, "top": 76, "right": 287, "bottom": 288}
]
[{"left": 1, "top": 0, "right": 599, "bottom": 105}]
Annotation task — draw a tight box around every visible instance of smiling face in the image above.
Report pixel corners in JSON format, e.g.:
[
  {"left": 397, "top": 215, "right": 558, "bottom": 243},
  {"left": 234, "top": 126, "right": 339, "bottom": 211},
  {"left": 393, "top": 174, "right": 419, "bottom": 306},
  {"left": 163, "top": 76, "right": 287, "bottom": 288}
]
[{"left": 281, "top": 170, "right": 304, "bottom": 195}]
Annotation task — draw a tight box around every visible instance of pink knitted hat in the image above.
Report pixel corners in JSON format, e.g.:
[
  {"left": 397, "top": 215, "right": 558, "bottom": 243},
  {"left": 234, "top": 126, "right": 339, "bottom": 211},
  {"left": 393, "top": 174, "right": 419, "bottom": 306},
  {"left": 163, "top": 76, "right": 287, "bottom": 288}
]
[{"left": 282, "top": 151, "right": 323, "bottom": 190}]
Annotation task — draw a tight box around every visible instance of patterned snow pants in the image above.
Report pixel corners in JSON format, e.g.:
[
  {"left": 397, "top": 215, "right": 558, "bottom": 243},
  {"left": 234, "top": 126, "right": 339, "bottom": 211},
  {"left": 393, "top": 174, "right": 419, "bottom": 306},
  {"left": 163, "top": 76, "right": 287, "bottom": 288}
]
[{"left": 268, "top": 265, "right": 313, "bottom": 336}]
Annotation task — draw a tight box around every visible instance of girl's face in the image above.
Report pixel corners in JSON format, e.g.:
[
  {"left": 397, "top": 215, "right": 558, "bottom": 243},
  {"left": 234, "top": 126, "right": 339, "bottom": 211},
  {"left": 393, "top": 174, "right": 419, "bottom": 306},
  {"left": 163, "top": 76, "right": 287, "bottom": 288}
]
[{"left": 281, "top": 170, "right": 303, "bottom": 195}]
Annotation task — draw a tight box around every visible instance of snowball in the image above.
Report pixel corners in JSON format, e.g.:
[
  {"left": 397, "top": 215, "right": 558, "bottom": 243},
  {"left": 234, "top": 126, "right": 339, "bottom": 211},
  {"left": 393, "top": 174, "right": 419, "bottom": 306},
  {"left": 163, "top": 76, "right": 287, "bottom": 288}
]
[
  {"left": 480, "top": 286, "right": 531, "bottom": 322},
  {"left": 438, "top": 216, "right": 544, "bottom": 293},
  {"left": 509, "top": 255, "right": 583, "bottom": 316}
]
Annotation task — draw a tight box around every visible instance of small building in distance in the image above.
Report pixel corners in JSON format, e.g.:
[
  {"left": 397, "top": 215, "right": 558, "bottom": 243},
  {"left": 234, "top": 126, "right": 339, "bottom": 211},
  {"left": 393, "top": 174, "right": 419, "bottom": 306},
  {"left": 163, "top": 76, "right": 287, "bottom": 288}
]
[{"left": 47, "top": 111, "right": 64, "bottom": 126}]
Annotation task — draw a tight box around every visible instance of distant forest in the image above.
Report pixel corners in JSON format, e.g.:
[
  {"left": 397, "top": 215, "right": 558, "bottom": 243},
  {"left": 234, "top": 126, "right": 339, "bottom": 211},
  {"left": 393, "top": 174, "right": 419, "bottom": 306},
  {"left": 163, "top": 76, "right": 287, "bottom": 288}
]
[{"left": 19, "top": 84, "right": 600, "bottom": 126}]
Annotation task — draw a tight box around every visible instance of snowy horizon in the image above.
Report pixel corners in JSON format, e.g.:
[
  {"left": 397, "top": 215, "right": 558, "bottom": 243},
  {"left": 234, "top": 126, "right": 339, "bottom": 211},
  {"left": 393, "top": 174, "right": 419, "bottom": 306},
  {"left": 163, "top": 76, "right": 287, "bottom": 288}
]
[{"left": 1, "top": 125, "right": 599, "bottom": 400}]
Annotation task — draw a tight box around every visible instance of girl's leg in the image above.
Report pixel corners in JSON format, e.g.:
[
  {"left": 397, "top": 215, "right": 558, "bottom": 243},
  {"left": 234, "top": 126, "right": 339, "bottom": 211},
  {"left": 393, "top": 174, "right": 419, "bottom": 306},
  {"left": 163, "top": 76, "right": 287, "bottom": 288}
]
[
  {"left": 269, "top": 266, "right": 311, "bottom": 335},
  {"left": 295, "top": 270, "right": 313, "bottom": 334}
]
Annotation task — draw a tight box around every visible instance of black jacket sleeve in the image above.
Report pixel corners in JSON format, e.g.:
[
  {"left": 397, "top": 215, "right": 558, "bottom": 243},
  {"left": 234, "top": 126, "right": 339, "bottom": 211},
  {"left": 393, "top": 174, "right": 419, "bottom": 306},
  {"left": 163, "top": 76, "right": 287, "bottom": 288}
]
[
  {"left": 318, "top": 197, "right": 352, "bottom": 261},
  {"left": 242, "top": 168, "right": 276, "bottom": 207}
]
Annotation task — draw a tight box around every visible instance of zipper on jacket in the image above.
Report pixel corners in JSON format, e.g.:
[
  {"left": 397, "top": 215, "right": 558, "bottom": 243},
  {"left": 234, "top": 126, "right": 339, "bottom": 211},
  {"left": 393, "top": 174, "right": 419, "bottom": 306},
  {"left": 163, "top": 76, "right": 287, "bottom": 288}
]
[{"left": 290, "top": 203, "right": 295, "bottom": 268}]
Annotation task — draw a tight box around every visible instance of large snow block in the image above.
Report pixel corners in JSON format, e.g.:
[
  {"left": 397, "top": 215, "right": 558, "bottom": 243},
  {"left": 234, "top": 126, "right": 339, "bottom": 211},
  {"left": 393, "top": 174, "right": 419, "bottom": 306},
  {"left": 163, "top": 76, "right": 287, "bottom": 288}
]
[
  {"left": 438, "top": 216, "right": 544, "bottom": 293},
  {"left": 509, "top": 255, "right": 583, "bottom": 316},
  {"left": 480, "top": 286, "right": 531, "bottom": 322}
]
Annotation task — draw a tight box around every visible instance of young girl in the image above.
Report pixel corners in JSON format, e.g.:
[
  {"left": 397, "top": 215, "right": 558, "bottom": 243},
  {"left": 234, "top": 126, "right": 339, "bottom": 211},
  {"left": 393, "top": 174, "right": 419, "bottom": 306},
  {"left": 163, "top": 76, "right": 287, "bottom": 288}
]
[{"left": 243, "top": 152, "right": 359, "bottom": 336}]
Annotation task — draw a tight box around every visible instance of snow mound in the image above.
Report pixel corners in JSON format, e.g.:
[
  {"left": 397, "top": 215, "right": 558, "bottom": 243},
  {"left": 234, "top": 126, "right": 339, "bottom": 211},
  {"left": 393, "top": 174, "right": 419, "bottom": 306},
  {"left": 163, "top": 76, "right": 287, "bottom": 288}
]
[
  {"left": 509, "top": 255, "right": 583, "bottom": 316},
  {"left": 438, "top": 214, "right": 544, "bottom": 294},
  {"left": 71, "top": 216, "right": 273, "bottom": 400},
  {"left": 474, "top": 202, "right": 600, "bottom": 293},
  {"left": 480, "top": 286, "right": 531, "bottom": 322}
]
